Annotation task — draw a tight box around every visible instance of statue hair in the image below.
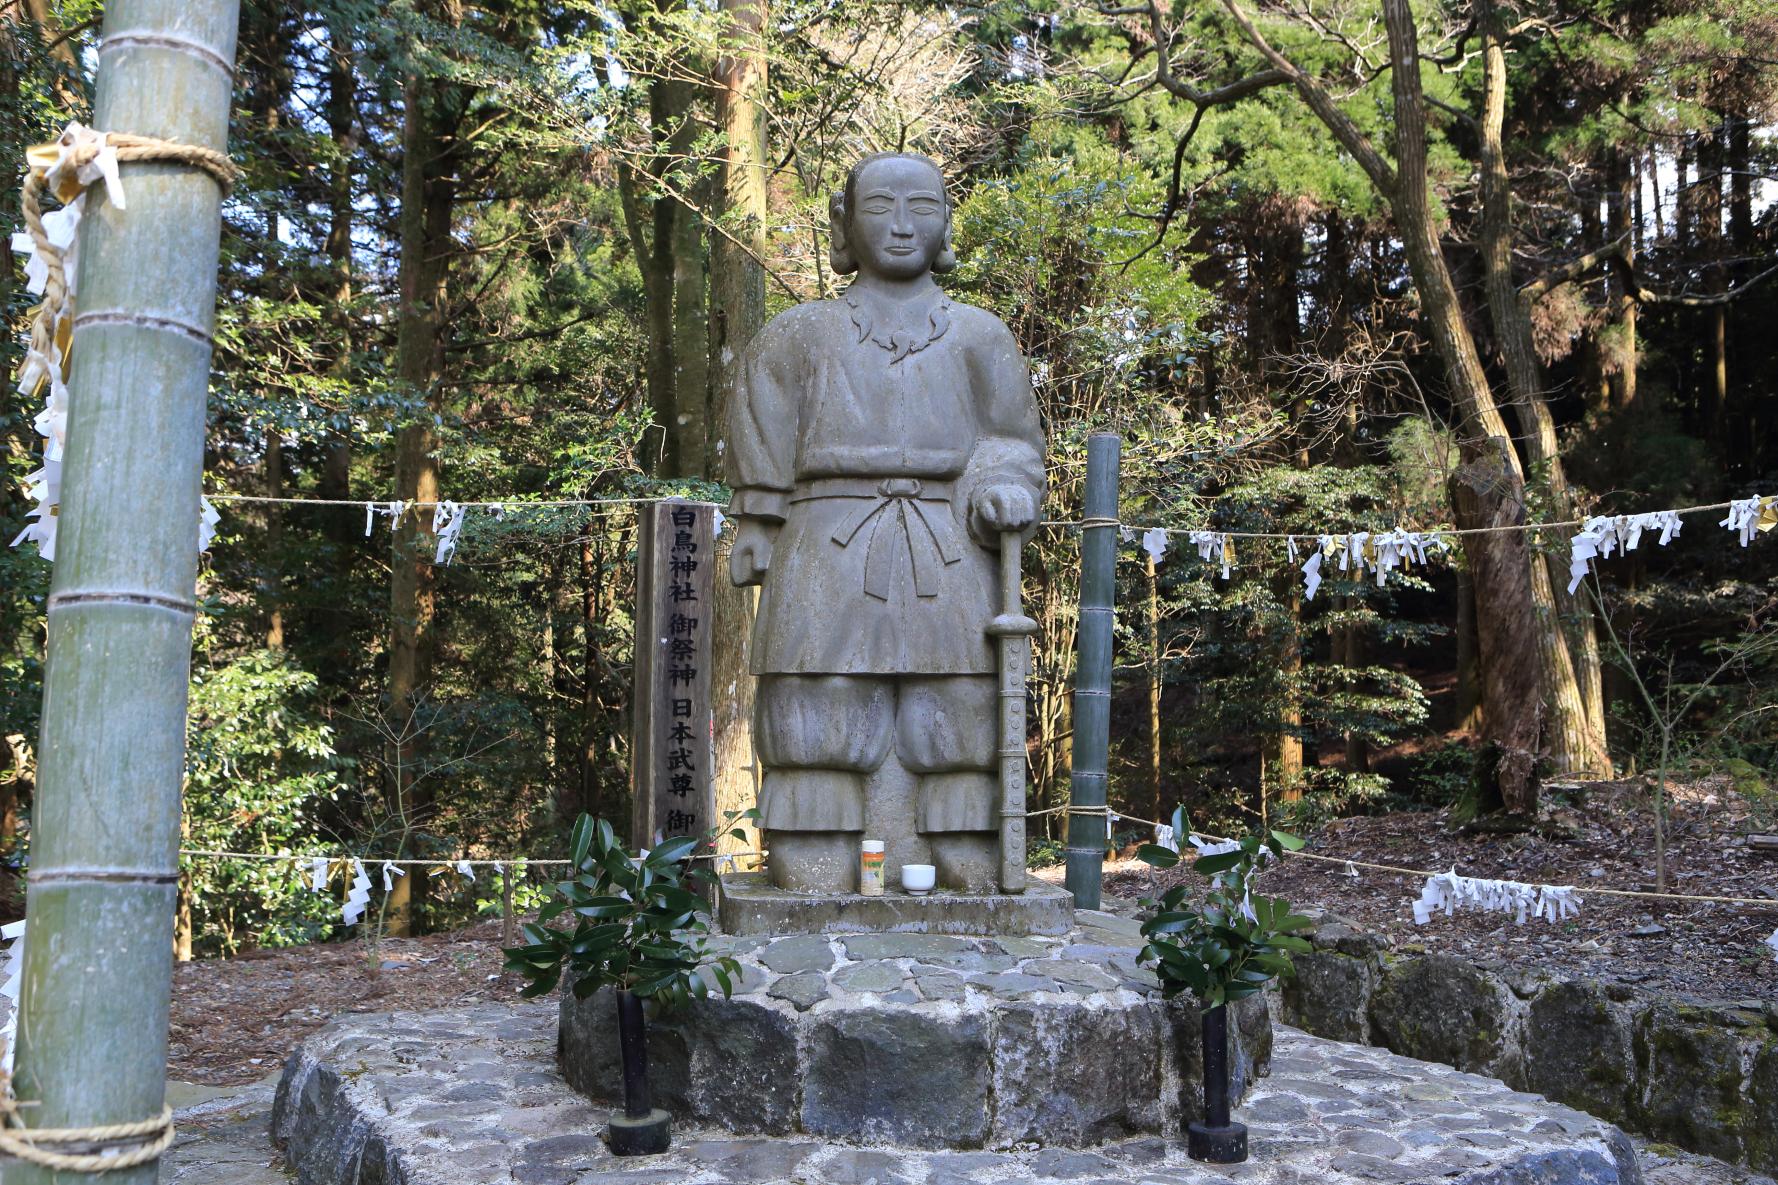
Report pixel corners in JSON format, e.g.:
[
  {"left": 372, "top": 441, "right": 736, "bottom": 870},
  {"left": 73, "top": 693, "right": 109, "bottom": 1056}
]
[{"left": 828, "top": 151, "right": 957, "bottom": 276}]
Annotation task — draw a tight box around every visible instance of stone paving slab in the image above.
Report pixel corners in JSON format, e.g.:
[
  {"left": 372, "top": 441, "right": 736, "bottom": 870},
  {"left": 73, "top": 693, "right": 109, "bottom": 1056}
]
[
  {"left": 272, "top": 1000, "right": 1647, "bottom": 1185},
  {"left": 717, "top": 873, "right": 1076, "bottom": 936}
]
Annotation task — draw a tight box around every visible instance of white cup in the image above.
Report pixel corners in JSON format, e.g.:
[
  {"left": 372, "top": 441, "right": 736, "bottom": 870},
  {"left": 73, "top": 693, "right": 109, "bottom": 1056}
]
[{"left": 900, "top": 863, "right": 936, "bottom": 895}]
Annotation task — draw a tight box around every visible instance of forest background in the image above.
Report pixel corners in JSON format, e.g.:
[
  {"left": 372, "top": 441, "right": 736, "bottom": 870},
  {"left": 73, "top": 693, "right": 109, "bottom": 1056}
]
[{"left": 1, "top": 0, "right": 1774, "bottom": 956}]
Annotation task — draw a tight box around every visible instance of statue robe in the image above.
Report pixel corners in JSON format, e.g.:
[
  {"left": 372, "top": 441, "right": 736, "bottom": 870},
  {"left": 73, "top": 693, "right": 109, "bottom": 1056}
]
[{"left": 725, "top": 289, "right": 1046, "bottom": 677}]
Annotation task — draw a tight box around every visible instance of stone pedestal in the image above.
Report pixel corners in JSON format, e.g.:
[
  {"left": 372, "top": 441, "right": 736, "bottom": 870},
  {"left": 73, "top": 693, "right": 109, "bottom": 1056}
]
[
  {"left": 557, "top": 915, "right": 1271, "bottom": 1149},
  {"left": 717, "top": 871, "right": 1073, "bottom": 937}
]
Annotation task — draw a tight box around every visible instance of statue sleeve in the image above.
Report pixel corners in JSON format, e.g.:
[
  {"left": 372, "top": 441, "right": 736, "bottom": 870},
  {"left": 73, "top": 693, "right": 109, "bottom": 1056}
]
[
  {"left": 723, "top": 316, "right": 799, "bottom": 523},
  {"left": 960, "top": 314, "right": 1047, "bottom": 547}
]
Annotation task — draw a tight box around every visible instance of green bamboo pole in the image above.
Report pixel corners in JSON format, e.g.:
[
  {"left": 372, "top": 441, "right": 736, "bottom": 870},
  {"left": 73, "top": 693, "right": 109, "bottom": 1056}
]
[
  {"left": 1064, "top": 434, "right": 1120, "bottom": 910},
  {"left": 11, "top": 3, "right": 239, "bottom": 1181}
]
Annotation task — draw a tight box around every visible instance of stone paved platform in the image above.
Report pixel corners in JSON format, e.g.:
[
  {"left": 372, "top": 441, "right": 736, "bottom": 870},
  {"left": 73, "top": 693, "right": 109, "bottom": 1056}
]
[
  {"left": 559, "top": 913, "right": 1270, "bottom": 1147},
  {"left": 272, "top": 1000, "right": 1646, "bottom": 1184}
]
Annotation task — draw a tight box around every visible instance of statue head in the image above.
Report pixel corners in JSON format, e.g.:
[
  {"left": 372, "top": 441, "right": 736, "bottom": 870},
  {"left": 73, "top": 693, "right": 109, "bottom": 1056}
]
[{"left": 829, "top": 152, "right": 957, "bottom": 279}]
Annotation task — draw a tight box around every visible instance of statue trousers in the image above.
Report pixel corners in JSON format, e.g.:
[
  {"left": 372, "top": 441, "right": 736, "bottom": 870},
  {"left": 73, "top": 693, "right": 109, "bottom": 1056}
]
[{"left": 754, "top": 674, "right": 996, "bottom": 834}]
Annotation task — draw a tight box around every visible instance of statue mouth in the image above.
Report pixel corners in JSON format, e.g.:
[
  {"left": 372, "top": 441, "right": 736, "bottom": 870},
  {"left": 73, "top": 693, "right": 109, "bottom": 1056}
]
[{"left": 884, "top": 246, "right": 916, "bottom": 256}]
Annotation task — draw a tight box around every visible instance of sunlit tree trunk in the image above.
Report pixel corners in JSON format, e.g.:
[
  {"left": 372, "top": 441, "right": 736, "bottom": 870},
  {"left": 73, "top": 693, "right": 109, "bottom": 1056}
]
[
  {"left": 1476, "top": 8, "right": 1609, "bottom": 776},
  {"left": 386, "top": 22, "right": 464, "bottom": 935},
  {"left": 710, "top": 0, "right": 769, "bottom": 860}
]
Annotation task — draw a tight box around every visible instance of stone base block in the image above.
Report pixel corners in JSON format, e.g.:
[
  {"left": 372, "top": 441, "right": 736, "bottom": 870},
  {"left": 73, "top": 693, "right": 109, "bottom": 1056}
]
[
  {"left": 559, "top": 914, "right": 1268, "bottom": 1149},
  {"left": 716, "top": 871, "right": 1073, "bottom": 937}
]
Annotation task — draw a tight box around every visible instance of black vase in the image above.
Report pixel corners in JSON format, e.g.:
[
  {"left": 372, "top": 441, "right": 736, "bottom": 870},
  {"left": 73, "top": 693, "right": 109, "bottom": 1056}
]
[
  {"left": 1186, "top": 1003, "right": 1247, "bottom": 1162},
  {"left": 606, "top": 990, "right": 671, "bottom": 1156}
]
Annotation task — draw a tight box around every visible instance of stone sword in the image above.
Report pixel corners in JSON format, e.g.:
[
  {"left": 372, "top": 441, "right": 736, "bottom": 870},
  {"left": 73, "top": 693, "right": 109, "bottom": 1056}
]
[{"left": 989, "top": 529, "right": 1040, "bottom": 893}]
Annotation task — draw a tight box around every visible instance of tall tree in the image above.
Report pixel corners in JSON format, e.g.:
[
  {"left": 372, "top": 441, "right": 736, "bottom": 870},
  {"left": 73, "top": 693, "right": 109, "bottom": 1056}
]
[
  {"left": 709, "top": 0, "right": 769, "bottom": 857},
  {"left": 386, "top": 6, "right": 469, "bottom": 934},
  {"left": 1200, "top": 0, "right": 1550, "bottom": 810},
  {"left": 1474, "top": 1, "right": 1610, "bottom": 774}
]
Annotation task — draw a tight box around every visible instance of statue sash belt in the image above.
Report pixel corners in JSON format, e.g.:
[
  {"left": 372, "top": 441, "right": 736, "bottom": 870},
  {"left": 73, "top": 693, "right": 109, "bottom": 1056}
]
[{"left": 791, "top": 476, "right": 963, "bottom": 601}]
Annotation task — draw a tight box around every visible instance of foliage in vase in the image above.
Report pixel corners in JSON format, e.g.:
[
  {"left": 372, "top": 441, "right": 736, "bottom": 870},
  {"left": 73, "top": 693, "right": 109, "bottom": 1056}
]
[
  {"left": 1135, "top": 808, "right": 1314, "bottom": 1007},
  {"left": 503, "top": 815, "right": 740, "bottom": 1009}
]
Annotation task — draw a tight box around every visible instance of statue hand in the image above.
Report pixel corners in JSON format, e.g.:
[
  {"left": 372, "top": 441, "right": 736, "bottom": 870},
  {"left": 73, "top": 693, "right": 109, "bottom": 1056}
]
[
  {"left": 972, "top": 484, "right": 1036, "bottom": 536},
  {"left": 730, "top": 519, "right": 777, "bottom": 586}
]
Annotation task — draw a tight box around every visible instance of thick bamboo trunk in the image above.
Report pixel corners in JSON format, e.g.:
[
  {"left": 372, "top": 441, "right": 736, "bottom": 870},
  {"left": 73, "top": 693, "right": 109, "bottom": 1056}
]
[
  {"left": 1065, "top": 436, "right": 1119, "bottom": 909},
  {"left": 1146, "top": 555, "right": 1162, "bottom": 823},
  {"left": 13, "top": 2, "right": 239, "bottom": 1180}
]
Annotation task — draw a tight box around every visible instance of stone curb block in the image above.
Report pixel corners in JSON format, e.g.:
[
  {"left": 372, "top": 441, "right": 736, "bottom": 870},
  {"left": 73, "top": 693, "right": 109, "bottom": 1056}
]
[{"left": 1275, "top": 914, "right": 1778, "bottom": 1174}]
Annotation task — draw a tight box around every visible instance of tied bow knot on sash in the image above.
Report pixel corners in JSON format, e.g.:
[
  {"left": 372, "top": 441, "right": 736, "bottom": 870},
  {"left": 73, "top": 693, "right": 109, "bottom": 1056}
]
[{"left": 825, "top": 477, "right": 963, "bottom": 601}]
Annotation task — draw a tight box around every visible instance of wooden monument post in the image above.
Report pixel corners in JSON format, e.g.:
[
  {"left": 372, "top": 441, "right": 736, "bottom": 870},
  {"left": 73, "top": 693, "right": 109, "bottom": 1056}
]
[{"left": 631, "top": 500, "right": 717, "bottom": 847}]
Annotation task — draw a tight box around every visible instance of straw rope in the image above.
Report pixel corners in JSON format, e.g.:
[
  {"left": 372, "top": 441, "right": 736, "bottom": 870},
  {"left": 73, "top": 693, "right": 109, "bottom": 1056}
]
[
  {"left": 20, "top": 129, "right": 236, "bottom": 381},
  {"left": 0, "top": 1092, "right": 174, "bottom": 1173}
]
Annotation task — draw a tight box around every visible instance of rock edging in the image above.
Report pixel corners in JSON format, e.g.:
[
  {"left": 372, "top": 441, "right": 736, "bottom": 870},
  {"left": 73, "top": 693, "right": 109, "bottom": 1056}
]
[{"left": 1276, "top": 914, "right": 1778, "bottom": 1173}]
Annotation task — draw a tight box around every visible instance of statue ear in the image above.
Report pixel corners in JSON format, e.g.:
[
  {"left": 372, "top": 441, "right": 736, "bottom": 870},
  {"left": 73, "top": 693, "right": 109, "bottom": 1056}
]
[
  {"left": 933, "top": 222, "right": 957, "bottom": 274},
  {"left": 828, "top": 190, "right": 857, "bottom": 275}
]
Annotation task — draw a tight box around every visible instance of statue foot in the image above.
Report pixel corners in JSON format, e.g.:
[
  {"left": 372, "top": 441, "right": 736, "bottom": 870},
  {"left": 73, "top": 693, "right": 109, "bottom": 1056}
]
[
  {"left": 928, "top": 833, "right": 998, "bottom": 893},
  {"left": 765, "top": 831, "right": 861, "bottom": 893}
]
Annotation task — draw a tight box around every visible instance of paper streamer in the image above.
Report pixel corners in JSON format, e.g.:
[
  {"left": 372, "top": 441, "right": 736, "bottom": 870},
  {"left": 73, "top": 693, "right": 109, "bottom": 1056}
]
[
  {"left": 1721, "top": 496, "right": 1776, "bottom": 547},
  {"left": 1155, "top": 823, "right": 1179, "bottom": 854},
  {"left": 381, "top": 861, "right": 406, "bottom": 892},
  {"left": 1301, "top": 549, "right": 1325, "bottom": 600},
  {"left": 1189, "top": 531, "right": 1233, "bottom": 579},
  {"left": 341, "top": 859, "right": 373, "bottom": 927},
  {"left": 1568, "top": 511, "right": 1683, "bottom": 592},
  {"left": 1140, "top": 528, "right": 1169, "bottom": 563},
  {"left": 455, "top": 860, "right": 476, "bottom": 883},
  {"left": 364, "top": 499, "right": 405, "bottom": 537},
  {"left": 434, "top": 500, "right": 468, "bottom": 564},
  {"left": 1411, "top": 869, "right": 1581, "bottom": 925},
  {"left": 309, "top": 857, "right": 330, "bottom": 893},
  {"left": 1767, "top": 928, "right": 1778, "bottom": 964},
  {"left": 1, "top": 919, "right": 25, "bottom": 1075},
  {"left": 10, "top": 126, "right": 223, "bottom": 563}
]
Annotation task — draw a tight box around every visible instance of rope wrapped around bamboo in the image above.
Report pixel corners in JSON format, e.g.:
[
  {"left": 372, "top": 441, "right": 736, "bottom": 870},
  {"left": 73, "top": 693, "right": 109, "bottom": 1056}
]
[
  {"left": 18, "top": 125, "right": 238, "bottom": 398},
  {"left": 0, "top": 1090, "right": 174, "bottom": 1173}
]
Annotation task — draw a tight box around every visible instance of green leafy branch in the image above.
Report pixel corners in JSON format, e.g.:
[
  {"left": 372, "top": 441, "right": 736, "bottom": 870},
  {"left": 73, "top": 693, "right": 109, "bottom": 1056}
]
[
  {"left": 1134, "top": 808, "right": 1314, "bottom": 1007},
  {"left": 501, "top": 814, "right": 745, "bottom": 1010}
]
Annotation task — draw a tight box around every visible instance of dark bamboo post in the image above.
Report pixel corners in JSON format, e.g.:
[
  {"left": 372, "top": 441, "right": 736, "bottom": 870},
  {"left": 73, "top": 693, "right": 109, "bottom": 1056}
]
[
  {"left": 1064, "top": 434, "right": 1120, "bottom": 909},
  {"left": 12, "top": 3, "right": 239, "bottom": 1182},
  {"left": 607, "top": 990, "right": 671, "bottom": 1155},
  {"left": 1187, "top": 1005, "right": 1248, "bottom": 1162}
]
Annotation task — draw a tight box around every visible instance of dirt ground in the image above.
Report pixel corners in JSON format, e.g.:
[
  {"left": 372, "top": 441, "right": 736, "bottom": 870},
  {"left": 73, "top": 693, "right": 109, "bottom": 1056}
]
[
  {"left": 168, "top": 918, "right": 526, "bottom": 1085},
  {"left": 1103, "top": 775, "right": 1778, "bottom": 1001}
]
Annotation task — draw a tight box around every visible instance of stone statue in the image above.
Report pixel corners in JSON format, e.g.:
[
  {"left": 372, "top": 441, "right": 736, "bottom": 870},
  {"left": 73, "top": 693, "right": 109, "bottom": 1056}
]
[{"left": 725, "top": 152, "right": 1046, "bottom": 894}]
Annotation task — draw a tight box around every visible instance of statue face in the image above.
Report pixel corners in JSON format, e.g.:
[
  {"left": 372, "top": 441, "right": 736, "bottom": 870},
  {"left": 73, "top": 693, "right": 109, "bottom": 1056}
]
[{"left": 847, "top": 156, "right": 948, "bottom": 280}]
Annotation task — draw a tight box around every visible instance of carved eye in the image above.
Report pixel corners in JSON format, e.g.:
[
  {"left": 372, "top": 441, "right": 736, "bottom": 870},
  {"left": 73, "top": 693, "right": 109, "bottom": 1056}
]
[
  {"left": 910, "top": 200, "right": 941, "bottom": 216},
  {"left": 861, "top": 201, "right": 893, "bottom": 215}
]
